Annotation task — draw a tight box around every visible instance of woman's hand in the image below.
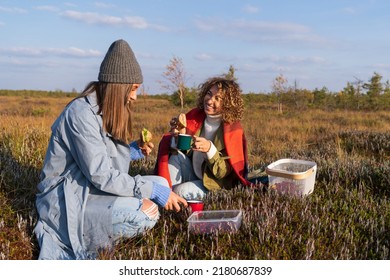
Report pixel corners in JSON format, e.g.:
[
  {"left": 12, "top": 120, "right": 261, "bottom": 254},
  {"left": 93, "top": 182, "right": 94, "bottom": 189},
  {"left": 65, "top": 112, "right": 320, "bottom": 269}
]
[
  {"left": 169, "top": 117, "right": 179, "bottom": 133},
  {"left": 138, "top": 128, "right": 154, "bottom": 156},
  {"left": 138, "top": 140, "right": 154, "bottom": 156},
  {"left": 169, "top": 116, "right": 186, "bottom": 135},
  {"left": 164, "top": 191, "right": 188, "bottom": 212},
  {"left": 192, "top": 136, "right": 211, "bottom": 153}
]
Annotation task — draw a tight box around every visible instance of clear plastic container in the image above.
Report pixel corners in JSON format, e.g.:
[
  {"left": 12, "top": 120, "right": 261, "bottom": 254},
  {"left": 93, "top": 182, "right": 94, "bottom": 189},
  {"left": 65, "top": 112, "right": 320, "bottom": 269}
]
[
  {"left": 187, "top": 210, "right": 242, "bottom": 234},
  {"left": 266, "top": 158, "right": 317, "bottom": 196}
]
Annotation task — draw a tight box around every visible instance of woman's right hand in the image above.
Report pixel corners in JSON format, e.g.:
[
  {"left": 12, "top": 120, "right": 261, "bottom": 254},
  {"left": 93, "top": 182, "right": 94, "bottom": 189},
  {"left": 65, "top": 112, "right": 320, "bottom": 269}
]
[
  {"left": 169, "top": 117, "right": 179, "bottom": 134},
  {"left": 169, "top": 116, "right": 186, "bottom": 135},
  {"left": 164, "top": 191, "right": 188, "bottom": 212}
]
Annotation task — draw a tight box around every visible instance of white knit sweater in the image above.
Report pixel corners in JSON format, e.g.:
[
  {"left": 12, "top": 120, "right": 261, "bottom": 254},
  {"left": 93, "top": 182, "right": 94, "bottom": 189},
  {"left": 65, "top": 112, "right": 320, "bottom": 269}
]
[{"left": 193, "top": 114, "right": 222, "bottom": 179}]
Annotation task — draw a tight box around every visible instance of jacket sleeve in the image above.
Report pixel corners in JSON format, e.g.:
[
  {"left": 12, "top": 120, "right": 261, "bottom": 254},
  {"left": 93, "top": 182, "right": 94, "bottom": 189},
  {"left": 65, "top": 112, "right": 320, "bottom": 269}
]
[
  {"left": 154, "top": 133, "right": 173, "bottom": 187},
  {"left": 205, "top": 147, "right": 233, "bottom": 179},
  {"left": 129, "top": 141, "right": 144, "bottom": 161}
]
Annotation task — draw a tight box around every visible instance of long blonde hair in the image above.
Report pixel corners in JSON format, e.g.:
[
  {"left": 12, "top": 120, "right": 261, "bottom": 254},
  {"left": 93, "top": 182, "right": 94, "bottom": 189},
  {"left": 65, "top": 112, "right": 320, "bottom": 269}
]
[{"left": 78, "top": 81, "right": 133, "bottom": 143}]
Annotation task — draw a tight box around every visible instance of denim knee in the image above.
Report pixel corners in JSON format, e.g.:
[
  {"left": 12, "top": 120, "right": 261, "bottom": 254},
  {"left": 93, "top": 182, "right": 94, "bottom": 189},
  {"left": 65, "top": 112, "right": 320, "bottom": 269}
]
[
  {"left": 173, "top": 180, "right": 208, "bottom": 200},
  {"left": 112, "top": 198, "right": 159, "bottom": 240}
]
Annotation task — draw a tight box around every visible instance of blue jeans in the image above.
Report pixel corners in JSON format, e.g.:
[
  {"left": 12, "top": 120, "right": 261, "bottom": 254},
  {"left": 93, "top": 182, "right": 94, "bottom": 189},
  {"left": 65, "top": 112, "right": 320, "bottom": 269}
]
[
  {"left": 112, "top": 175, "right": 168, "bottom": 240},
  {"left": 168, "top": 151, "right": 209, "bottom": 200}
]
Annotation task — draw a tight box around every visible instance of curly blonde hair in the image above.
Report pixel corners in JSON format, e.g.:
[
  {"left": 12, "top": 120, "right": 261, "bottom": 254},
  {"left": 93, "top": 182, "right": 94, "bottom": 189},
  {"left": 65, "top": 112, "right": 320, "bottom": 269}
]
[{"left": 196, "top": 77, "right": 244, "bottom": 123}]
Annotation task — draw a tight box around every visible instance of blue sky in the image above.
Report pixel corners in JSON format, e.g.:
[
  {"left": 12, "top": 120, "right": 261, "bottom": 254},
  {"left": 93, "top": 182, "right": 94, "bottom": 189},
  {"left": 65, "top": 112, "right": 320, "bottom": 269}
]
[{"left": 1, "top": 0, "right": 389, "bottom": 94}]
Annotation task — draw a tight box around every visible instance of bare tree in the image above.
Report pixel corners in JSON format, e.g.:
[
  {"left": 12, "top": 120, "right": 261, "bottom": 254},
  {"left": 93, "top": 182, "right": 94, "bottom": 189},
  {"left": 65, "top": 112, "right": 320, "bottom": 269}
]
[
  {"left": 272, "top": 74, "right": 288, "bottom": 113},
  {"left": 352, "top": 76, "right": 364, "bottom": 109},
  {"left": 160, "top": 55, "right": 187, "bottom": 109}
]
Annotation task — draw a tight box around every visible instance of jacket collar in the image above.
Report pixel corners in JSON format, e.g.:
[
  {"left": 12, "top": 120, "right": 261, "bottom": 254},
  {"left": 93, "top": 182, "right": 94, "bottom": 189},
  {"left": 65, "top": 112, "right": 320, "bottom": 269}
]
[
  {"left": 85, "top": 92, "right": 112, "bottom": 137},
  {"left": 86, "top": 92, "right": 100, "bottom": 115}
]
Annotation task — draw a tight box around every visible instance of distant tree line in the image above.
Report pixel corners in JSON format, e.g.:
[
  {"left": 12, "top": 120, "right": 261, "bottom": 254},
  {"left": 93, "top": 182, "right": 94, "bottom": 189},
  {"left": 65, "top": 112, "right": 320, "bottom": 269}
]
[
  {"left": 163, "top": 66, "right": 390, "bottom": 111},
  {"left": 2, "top": 64, "right": 389, "bottom": 111},
  {"left": 157, "top": 56, "right": 390, "bottom": 111},
  {"left": 0, "top": 89, "right": 78, "bottom": 98},
  {"left": 263, "top": 71, "right": 390, "bottom": 111}
]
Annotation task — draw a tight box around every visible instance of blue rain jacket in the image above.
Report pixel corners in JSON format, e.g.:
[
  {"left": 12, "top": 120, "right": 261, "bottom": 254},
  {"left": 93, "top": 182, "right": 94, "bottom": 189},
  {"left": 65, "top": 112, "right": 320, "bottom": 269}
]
[{"left": 34, "top": 93, "right": 168, "bottom": 259}]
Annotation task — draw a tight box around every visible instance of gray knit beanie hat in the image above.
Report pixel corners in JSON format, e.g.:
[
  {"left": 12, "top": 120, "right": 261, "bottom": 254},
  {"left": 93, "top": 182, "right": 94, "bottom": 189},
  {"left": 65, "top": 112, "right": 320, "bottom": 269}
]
[{"left": 98, "top": 39, "right": 143, "bottom": 84}]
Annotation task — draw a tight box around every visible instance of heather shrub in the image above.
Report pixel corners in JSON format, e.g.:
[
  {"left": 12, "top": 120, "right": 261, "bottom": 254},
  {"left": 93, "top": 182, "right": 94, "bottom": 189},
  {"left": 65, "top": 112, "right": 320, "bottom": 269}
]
[{"left": 0, "top": 95, "right": 389, "bottom": 260}]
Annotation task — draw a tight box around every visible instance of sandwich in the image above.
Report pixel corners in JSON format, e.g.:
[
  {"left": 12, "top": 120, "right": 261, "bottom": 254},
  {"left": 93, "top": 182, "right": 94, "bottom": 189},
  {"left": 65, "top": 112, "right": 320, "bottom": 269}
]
[
  {"left": 177, "top": 113, "right": 187, "bottom": 130},
  {"left": 141, "top": 127, "right": 152, "bottom": 143},
  {"left": 170, "top": 113, "right": 187, "bottom": 134},
  {"left": 140, "top": 128, "right": 154, "bottom": 149}
]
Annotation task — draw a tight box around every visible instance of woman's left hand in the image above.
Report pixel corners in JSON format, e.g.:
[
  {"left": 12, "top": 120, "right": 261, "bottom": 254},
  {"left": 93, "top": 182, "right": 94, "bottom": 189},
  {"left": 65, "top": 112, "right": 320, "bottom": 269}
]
[
  {"left": 192, "top": 136, "right": 211, "bottom": 153},
  {"left": 139, "top": 141, "right": 154, "bottom": 156}
]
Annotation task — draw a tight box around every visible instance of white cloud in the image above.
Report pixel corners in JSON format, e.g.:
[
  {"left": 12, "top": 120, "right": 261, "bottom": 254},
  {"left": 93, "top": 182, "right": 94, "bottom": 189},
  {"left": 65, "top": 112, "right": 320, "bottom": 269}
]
[
  {"left": 0, "top": 6, "right": 27, "bottom": 13},
  {"left": 65, "top": 47, "right": 101, "bottom": 57},
  {"left": 64, "top": 3, "right": 78, "bottom": 8},
  {"left": 0, "top": 47, "right": 101, "bottom": 58},
  {"left": 342, "top": 7, "right": 357, "bottom": 14},
  {"left": 61, "top": 10, "right": 168, "bottom": 31},
  {"left": 94, "top": 2, "right": 116, "bottom": 9},
  {"left": 122, "top": 16, "right": 148, "bottom": 28},
  {"left": 254, "top": 55, "right": 326, "bottom": 65},
  {"left": 194, "top": 17, "right": 326, "bottom": 46},
  {"left": 242, "top": 5, "right": 260, "bottom": 14},
  {"left": 194, "top": 53, "right": 214, "bottom": 61},
  {"left": 233, "top": 19, "right": 310, "bottom": 33},
  {"left": 62, "top": 10, "right": 122, "bottom": 25},
  {"left": 34, "top": 6, "right": 60, "bottom": 12}
]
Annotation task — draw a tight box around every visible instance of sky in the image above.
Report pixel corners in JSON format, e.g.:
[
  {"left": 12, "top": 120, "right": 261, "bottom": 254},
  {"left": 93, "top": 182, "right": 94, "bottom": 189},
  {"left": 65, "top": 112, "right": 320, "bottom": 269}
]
[{"left": 1, "top": 0, "right": 389, "bottom": 94}]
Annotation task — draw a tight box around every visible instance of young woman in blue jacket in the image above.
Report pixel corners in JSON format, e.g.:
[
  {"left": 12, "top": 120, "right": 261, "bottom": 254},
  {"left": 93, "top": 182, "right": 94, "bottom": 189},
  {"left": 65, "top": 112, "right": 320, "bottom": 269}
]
[{"left": 34, "top": 39, "right": 187, "bottom": 260}]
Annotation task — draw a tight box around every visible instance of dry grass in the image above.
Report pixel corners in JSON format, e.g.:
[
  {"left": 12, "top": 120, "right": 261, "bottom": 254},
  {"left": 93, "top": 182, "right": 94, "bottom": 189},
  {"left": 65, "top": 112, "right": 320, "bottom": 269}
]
[{"left": 0, "top": 94, "right": 389, "bottom": 260}]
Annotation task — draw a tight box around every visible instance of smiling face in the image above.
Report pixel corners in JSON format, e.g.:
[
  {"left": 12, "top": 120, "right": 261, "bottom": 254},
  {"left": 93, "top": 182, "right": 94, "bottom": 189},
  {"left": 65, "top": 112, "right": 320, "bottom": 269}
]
[
  {"left": 203, "top": 85, "right": 223, "bottom": 116},
  {"left": 196, "top": 77, "right": 244, "bottom": 123}
]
